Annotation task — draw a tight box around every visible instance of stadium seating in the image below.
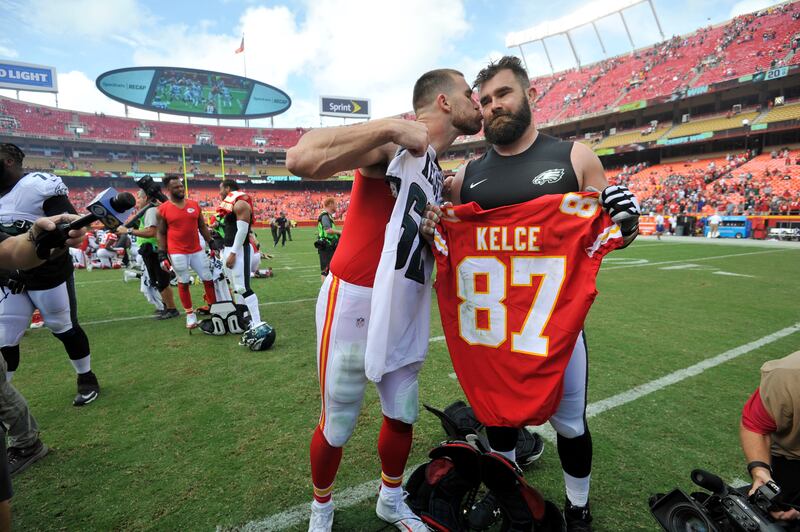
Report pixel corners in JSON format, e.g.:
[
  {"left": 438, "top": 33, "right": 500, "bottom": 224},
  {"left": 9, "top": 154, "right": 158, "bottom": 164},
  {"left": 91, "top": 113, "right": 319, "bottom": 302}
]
[
  {"left": 66, "top": 186, "right": 352, "bottom": 223},
  {"left": 608, "top": 150, "right": 799, "bottom": 216},
  {"left": 755, "top": 101, "right": 800, "bottom": 124},
  {"left": 0, "top": 96, "right": 308, "bottom": 149},
  {"left": 526, "top": 2, "right": 800, "bottom": 124},
  {"left": 693, "top": 6, "right": 798, "bottom": 87},
  {"left": 664, "top": 110, "right": 758, "bottom": 138},
  {"left": 593, "top": 126, "right": 670, "bottom": 150}
]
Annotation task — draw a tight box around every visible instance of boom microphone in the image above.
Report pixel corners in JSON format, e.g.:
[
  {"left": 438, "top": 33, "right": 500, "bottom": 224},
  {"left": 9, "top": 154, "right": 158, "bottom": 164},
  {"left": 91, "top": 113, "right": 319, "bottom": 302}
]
[{"left": 691, "top": 469, "right": 727, "bottom": 494}]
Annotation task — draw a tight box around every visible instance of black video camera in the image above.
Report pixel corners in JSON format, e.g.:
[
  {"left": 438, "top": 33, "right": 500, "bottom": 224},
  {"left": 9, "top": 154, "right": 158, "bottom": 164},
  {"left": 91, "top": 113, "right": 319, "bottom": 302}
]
[
  {"left": 135, "top": 174, "right": 168, "bottom": 203},
  {"left": 650, "top": 469, "right": 786, "bottom": 532}
]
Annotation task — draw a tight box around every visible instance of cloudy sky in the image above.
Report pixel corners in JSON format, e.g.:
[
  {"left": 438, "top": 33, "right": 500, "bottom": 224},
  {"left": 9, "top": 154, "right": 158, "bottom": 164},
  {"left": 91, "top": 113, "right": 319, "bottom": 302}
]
[{"left": 0, "top": 0, "right": 784, "bottom": 128}]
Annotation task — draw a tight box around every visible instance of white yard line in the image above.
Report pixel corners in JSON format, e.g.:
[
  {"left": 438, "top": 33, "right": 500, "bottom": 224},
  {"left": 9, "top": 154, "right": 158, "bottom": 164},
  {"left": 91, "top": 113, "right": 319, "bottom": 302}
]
[
  {"left": 223, "top": 322, "right": 800, "bottom": 531},
  {"left": 68, "top": 297, "right": 318, "bottom": 327},
  {"left": 602, "top": 249, "right": 789, "bottom": 270}
]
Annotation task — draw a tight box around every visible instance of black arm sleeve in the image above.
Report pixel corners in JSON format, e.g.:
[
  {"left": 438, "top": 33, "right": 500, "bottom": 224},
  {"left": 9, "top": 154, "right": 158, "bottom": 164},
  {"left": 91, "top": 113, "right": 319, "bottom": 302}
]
[{"left": 42, "top": 194, "right": 78, "bottom": 216}]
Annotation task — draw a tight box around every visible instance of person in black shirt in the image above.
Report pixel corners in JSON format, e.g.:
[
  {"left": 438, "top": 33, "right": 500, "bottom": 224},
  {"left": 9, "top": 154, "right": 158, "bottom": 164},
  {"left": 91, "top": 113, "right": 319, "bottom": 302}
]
[
  {"left": 422, "top": 57, "right": 640, "bottom": 531},
  {"left": 274, "top": 212, "right": 288, "bottom": 247},
  {"left": 0, "top": 143, "right": 101, "bottom": 407}
]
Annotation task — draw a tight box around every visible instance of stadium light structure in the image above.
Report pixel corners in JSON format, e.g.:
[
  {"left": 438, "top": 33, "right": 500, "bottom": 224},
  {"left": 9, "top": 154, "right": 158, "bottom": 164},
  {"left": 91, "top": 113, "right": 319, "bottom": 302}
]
[{"left": 506, "top": 0, "right": 665, "bottom": 73}]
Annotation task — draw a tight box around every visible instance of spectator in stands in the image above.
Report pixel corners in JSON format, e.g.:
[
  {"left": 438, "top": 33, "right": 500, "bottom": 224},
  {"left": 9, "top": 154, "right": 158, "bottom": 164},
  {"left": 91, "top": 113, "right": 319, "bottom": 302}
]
[{"left": 740, "top": 351, "right": 800, "bottom": 522}]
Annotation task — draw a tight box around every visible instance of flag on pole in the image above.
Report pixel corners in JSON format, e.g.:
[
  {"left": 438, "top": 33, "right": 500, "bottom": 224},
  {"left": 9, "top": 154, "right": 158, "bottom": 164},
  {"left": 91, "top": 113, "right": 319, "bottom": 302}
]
[{"left": 235, "top": 37, "right": 245, "bottom": 54}]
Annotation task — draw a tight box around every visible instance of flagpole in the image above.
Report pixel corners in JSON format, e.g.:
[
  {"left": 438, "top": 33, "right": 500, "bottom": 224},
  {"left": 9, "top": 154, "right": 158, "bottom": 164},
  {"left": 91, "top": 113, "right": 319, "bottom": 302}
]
[
  {"left": 242, "top": 33, "right": 247, "bottom": 79},
  {"left": 241, "top": 33, "right": 248, "bottom": 127}
]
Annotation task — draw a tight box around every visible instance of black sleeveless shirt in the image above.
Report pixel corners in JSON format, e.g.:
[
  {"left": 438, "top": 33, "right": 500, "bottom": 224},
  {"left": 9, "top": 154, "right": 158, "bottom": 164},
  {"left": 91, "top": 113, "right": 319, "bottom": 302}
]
[
  {"left": 460, "top": 133, "right": 578, "bottom": 209},
  {"left": 222, "top": 211, "right": 239, "bottom": 247}
]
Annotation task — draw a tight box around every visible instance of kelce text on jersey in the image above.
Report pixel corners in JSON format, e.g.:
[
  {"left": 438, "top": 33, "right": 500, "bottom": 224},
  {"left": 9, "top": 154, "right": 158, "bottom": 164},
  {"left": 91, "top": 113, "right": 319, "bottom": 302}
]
[{"left": 475, "top": 225, "right": 542, "bottom": 252}]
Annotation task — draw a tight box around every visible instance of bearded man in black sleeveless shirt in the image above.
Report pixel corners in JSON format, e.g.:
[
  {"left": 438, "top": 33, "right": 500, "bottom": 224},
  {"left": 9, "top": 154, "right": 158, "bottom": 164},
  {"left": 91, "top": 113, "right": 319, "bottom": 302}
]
[{"left": 424, "top": 56, "right": 641, "bottom": 531}]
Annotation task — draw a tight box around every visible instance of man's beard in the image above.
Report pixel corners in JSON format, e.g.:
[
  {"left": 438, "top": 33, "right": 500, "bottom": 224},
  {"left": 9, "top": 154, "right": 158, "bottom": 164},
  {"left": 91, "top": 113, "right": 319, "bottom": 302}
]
[
  {"left": 172, "top": 191, "right": 185, "bottom": 200},
  {"left": 453, "top": 111, "right": 483, "bottom": 136},
  {"left": 484, "top": 99, "right": 531, "bottom": 146}
]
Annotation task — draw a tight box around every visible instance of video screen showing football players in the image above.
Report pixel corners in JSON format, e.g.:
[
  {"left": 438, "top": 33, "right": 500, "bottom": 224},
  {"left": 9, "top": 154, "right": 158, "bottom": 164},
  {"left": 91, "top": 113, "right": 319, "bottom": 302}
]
[{"left": 147, "top": 68, "right": 253, "bottom": 117}]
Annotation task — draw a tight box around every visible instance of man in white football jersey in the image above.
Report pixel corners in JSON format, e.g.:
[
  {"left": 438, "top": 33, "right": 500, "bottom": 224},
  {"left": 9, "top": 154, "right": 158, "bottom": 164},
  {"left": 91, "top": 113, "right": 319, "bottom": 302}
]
[
  {"left": 0, "top": 143, "right": 100, "bottom": 406},
  {"left": 216, "top": 179, "right": 262, "bottom": 330},
  {"left": 287, "top": 69, "right": 481, "bottom": 532}
]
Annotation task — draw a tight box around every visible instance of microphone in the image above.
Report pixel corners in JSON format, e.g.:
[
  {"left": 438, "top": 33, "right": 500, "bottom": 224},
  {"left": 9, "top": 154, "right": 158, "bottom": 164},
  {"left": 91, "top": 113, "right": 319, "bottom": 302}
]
[
  {"left": 67, "top": 188, "right": 136, "bottom": 231},
  {"left": 691, "top": 469, "right": 727, "bottom": 494},
  {"left": 34, "top": 188, "right": 136, "bottom": 259}
]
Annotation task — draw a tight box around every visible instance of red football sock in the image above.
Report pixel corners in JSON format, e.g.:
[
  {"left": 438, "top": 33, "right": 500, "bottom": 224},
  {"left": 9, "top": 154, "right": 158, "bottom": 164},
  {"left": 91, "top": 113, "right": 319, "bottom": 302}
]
[
  {"left": 378, "top": 415, "right": 413, "bottom": 488},
  {"left": 310, "top": 426, "right": 342, "bottom": 503},
  {"left": 202, "top": 281, "right": 217, "bottom": 305},
  {"left": 177, "top": 283, "right": 193, "bottom": 312}
]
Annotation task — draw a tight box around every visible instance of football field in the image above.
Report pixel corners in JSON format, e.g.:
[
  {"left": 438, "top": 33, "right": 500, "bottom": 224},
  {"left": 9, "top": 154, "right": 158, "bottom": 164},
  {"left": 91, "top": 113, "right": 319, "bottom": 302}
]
[{"left": 11, "top": 229, "right": 800, "bottom": 531}]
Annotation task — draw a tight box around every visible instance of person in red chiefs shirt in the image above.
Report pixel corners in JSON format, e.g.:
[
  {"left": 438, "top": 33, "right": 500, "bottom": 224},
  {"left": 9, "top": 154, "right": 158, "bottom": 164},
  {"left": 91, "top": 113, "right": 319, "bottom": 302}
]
[
  {"left": 287, "top": 68, "right": 482, "bottom": 532},
  {"left": 740, "top": 351, "right": 800, "bottom": 522},
  {"left": 156, "top": 176, "right": 217, "bottom": 329}
]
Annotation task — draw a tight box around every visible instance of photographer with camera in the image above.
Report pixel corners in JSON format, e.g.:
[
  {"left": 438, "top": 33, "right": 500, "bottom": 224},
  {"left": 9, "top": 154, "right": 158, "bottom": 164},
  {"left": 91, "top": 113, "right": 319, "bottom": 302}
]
[
  {"left": 315, "top": 197, "right": 340, "bottom": 282},
  {"left": 118, "top": 189, "right": 178, "bottom": 319},
  {"left": 741, "top": 350, "right": 800, "bottom": 523}
]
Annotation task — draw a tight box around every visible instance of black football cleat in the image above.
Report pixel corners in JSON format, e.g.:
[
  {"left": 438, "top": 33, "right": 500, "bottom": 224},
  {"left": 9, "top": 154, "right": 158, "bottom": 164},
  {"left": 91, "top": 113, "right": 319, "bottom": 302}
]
[
  {"left": 7, "top": 439, "right": 49, "bottom": 476},
  {"left": 564, "top": 497, "right": 592, "bottom": 532},
  {"left": 73, "top": 371, "right": 100, "bottom": 406}
]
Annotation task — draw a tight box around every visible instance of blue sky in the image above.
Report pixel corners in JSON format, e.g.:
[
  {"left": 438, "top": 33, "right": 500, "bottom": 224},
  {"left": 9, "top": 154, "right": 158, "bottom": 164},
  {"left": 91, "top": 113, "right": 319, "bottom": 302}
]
[{"left": 0, "top": 0, "right": 784, "bottom": 128}]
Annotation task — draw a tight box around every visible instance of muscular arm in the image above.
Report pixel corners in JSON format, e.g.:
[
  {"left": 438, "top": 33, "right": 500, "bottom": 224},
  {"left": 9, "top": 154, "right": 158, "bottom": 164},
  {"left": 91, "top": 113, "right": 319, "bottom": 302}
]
[
  {"left": 156, "top": 213, "right": 168, "bottom": 253},
  {"left": 234, "top": 200, "right": 251, "bottom": 223},
  {"left": 0, "top": 214, "right": 86, "bottom": 269},
  {"left": 286, "top": 118, "right": 427, "bottom": 180},
  {"left": 572, "top": 142, "right": 638, "bottom": 247},
  {"left": 571, "top": 141, "right": 609, "bottom": 193},
  {"left": 197, "top": 213, "right": 213, "bottom": 245}
]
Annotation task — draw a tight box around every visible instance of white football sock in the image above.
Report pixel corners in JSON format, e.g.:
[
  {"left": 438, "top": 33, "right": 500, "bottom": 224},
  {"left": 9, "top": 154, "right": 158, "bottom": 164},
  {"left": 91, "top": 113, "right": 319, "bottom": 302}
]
[
  {"left": 564, "top": 471, "right": 591, "bottom": 507},
  {"left": 493, "top": 448, "right": 516, "bottom": 463},
  {"left": 71, "top": 355, "right": 91, "bottom": 375},
  {"left": 244, "top": 293, "right": 261, "bottom": 325}
]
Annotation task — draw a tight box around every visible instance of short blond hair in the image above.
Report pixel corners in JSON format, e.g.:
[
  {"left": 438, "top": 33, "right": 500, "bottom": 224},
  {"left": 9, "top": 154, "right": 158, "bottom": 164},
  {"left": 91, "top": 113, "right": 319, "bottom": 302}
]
[{"left": 323, "top": 197, "right": 336, "bottom": 208}]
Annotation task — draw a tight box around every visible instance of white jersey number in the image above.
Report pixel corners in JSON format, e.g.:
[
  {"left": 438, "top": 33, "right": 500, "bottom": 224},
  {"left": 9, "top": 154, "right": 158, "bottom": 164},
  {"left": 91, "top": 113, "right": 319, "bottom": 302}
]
[
  {"left": 394, "top": 181, "right": 428, "bottom": 284},
  {"left": 456, "top": 256, "right": 566, "bottom": 357}
]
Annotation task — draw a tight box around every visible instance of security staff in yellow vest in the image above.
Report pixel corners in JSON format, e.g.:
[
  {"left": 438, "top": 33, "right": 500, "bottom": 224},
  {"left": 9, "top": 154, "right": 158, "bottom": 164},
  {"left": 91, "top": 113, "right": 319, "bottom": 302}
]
[
  {"left": 316, "top": 197, "right": 341, "bottom": 282},
  {"left": 118, "top": 190, "right": 178, "bottom": 319}
]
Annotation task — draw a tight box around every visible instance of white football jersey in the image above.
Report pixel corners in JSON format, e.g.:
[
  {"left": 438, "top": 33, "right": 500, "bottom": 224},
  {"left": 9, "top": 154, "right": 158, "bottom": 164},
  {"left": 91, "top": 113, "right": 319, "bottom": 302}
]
[
  {"left": 365, "top": 145, "right": 443, "bottom": 382},
  {"left": 0, "top": 171, "right": 69, "bottom": 227}
]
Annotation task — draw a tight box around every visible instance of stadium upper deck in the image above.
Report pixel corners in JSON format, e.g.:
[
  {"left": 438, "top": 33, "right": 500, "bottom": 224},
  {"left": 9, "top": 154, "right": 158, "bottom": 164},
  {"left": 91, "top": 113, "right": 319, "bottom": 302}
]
[{"left": 1, "top": 2, "right": 798, "bottom": 150}]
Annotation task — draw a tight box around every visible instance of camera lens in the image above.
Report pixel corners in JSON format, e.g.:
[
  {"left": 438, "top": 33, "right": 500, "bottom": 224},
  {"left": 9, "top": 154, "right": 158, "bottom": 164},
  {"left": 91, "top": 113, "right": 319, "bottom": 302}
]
[{"left": 669, "top": 504, "right": 713, "bottom": 532}]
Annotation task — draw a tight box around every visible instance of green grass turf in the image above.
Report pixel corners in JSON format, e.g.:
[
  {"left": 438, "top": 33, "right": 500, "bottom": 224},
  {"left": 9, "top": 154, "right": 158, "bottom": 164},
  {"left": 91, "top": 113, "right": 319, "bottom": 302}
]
[{"left": 10, "top": 230, "right": 800, "bottom": 531}]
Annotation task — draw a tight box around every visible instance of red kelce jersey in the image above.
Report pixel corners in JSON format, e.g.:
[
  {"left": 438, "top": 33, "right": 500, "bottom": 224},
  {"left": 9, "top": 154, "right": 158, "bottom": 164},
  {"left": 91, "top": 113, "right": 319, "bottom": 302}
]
[
  {"left": 432, "top": 192, "right": 623, "bottom": 427},
  {"left": 158, "top": 199, "right": 203, "bottom": 254}
]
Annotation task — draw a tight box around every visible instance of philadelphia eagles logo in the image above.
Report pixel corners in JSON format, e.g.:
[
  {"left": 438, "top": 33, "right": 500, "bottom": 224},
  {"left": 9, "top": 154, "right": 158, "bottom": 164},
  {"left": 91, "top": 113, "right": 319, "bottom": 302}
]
[{"left": 531, "top": 168, "right": 565, "bottom": 185}]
